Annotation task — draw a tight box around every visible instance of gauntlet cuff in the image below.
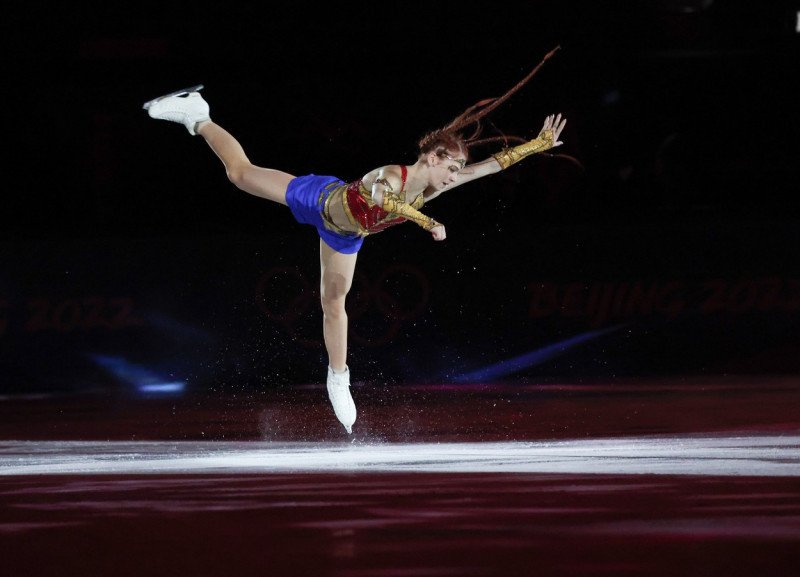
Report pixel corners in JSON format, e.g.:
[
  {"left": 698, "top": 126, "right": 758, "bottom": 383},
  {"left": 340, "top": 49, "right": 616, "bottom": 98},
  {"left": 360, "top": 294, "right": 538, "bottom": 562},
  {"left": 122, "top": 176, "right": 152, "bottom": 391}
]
[
  {"left": 381, "top": 193, "right": 441, "bottom": 231},
  {"left": 492, "top": 129, "right": 555, "bottom": 170}
]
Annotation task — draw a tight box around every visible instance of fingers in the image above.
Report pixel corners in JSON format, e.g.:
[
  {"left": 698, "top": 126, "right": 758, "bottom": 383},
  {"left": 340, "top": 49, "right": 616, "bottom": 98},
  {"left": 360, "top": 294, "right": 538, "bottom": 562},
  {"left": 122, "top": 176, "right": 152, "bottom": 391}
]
[
  {"left": 542, "top": 113, "right": 566, "bottom": 132},
  {"left": 554, "top": 115, "right": 566, "bottom": 137},
  {"left": 546, "top": 113, "right": 567, "bottom": 138}
]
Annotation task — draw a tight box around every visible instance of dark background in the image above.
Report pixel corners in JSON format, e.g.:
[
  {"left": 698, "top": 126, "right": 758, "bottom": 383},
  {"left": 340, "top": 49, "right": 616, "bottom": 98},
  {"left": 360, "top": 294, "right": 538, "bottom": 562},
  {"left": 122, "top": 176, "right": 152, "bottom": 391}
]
[{"left": 2, "top": 0, "right": 800, "bottom": 396}]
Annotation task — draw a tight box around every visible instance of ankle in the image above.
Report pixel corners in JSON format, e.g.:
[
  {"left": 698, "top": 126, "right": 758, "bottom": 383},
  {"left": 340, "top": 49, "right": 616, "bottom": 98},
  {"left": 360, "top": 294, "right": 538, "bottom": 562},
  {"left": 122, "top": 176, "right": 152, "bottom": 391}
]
[{"left": 194, "top": 119, "right": 211, "bottom": 134}]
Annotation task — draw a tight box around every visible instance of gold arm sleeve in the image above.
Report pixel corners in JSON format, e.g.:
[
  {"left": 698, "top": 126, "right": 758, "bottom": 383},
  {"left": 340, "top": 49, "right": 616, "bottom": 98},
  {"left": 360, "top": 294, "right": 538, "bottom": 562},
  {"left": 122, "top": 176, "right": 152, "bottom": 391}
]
[
  {"left": 491, "top": 129, "right": 555, "bottom": 170},
  {"left": 381, "top": 192, "right": 441, "bottom": 231}
]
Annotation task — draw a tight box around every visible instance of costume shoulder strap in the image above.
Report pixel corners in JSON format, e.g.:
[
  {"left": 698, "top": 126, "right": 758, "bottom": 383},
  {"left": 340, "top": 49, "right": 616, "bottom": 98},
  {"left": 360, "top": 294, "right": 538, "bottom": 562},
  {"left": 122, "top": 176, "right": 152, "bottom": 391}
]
[{"left": 399, "top": 165, "right": 407, "bottom": 192}]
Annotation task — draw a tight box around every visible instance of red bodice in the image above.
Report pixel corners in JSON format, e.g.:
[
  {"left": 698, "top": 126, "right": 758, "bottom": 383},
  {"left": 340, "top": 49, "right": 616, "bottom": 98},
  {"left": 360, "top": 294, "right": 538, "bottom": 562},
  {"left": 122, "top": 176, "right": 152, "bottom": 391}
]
[
  {"left": 343, "top": 165, "right": 422, "bottom": 235},
  {"left": 345, "top": 181, "right": 406, "bottom": 234}
]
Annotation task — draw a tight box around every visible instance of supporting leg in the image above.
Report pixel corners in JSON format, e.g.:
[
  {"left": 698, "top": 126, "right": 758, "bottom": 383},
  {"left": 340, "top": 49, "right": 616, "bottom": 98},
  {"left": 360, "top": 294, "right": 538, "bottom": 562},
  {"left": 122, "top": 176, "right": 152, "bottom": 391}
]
[{"left": 320, "top": 240, "right": 358, "bottom": 432}]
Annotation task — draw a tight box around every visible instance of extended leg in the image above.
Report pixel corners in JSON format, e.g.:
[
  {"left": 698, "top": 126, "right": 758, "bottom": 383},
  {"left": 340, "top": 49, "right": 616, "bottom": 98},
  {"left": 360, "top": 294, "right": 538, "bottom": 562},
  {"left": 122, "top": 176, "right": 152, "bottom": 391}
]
[
  {"left": 145, "top": 87, "right": 294, "bottom": 204},
  {"left": 196, "top": 121, "right": 294, "bottom": 205}
]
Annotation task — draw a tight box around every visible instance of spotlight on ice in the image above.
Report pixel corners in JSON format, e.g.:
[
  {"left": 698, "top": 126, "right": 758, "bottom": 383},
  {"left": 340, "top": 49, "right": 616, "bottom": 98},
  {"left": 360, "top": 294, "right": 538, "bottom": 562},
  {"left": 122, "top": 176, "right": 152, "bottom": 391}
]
[
  {"left": 452, "top": 325, "right": 624, "bottom": 383},
  {"left": 89, "top": 354, "right": 187, "bottom": 397}
]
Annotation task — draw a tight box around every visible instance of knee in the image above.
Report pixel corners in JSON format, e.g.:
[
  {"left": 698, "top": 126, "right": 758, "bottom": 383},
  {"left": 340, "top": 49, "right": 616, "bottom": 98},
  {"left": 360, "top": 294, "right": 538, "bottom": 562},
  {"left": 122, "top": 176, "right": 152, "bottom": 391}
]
[
  {"left": 320, "top": 261, "right": 355, "bottom": 320},
  {"left": 320, "top": 294, "right": 347, "bottom": 319},
  {"left": 226, "top": 163, "right": 249, "bottom": 190},
  {"left": 320, "top": 280, "right": 349, "bottom": 318}
]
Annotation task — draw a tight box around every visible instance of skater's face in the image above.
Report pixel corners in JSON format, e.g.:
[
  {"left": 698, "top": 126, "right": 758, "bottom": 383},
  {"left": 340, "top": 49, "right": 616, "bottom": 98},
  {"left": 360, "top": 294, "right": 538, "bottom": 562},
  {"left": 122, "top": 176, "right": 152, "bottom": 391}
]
[{"left": 429, "top": 147, "right": 465, "bottom": 190}]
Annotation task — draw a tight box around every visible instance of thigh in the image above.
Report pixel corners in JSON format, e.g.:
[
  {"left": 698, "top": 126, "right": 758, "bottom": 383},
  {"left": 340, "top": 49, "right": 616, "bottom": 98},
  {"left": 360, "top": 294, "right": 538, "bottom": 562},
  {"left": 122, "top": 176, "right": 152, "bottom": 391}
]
[
  {"left": 319, "top": 240, "right": 358, "bottom": 300},
  {"left": 239, "top": 166, "right": 294, "bottom": 205}
]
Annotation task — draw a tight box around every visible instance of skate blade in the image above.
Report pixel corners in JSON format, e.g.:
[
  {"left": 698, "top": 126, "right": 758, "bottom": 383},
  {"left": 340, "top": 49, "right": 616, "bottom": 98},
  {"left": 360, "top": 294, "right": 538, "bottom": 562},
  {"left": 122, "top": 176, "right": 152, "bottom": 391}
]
[{"left": 142, "top": 85, "right": 204, "bottom": 110}]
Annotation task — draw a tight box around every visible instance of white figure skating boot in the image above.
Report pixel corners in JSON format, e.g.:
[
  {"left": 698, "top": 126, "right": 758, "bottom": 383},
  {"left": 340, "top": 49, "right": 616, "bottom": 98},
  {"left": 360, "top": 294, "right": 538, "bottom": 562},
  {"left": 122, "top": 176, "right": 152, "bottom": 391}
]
[
  {"left": 143, "top": 85, "right": 209, "bottom": 135},
  {"left": 327, "top": 366, "right": 356, "bottom": 434}
]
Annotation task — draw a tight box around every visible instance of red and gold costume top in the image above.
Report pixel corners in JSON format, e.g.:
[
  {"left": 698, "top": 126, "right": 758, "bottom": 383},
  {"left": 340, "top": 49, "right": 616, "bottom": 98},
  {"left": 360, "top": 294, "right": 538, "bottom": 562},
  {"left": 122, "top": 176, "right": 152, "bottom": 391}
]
[{"left": 323, "top": 165, "right": 438, "bottom": 237}]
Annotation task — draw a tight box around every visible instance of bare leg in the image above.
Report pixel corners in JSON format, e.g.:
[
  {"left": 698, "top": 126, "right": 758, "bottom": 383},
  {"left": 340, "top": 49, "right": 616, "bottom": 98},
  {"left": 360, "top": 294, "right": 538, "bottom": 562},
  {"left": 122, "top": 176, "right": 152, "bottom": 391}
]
[
  {"left": 319, "top": 239, "right": 358, "bottom": 371},
  {"left": 195, "top": 120, "right": 294, "bottom": 205}
]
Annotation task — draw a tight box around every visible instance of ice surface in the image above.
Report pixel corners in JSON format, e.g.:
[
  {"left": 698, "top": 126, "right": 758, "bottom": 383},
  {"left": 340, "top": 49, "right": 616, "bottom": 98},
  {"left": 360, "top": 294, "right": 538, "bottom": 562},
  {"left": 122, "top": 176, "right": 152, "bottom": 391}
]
[{"left": 2, "top": 434, "right": 799, "bottom": 476}]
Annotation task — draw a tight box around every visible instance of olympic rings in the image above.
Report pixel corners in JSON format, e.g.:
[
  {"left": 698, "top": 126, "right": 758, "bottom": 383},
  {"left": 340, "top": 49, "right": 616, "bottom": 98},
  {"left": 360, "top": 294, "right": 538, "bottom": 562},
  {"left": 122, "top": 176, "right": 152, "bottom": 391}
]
[
  {"left": 255, "top": 264, "right": 430, "bottom": 348},
  {"left": 255, "top": 266, "right": 321, "bottom": 348}
]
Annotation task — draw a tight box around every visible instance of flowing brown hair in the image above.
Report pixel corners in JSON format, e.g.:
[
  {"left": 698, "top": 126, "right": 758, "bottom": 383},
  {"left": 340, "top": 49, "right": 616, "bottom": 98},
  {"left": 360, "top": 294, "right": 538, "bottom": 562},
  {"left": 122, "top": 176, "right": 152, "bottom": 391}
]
[{"left": 418, "top": 45, "right": 561, "bottom": 160}]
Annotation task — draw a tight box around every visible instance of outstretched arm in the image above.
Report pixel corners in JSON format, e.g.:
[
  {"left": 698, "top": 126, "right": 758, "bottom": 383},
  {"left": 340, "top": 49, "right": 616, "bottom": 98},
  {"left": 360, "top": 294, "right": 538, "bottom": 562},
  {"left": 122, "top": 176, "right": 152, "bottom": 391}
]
[{"left": 424, "top": 113, "right": 567, "bottom": 201}]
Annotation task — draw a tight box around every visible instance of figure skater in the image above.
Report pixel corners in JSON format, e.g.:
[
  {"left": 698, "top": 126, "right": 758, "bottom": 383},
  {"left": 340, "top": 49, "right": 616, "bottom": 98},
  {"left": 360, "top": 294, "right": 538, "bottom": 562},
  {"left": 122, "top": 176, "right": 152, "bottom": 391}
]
[{"left": 144, "top": 48, "right": 567, "bottom": 434}]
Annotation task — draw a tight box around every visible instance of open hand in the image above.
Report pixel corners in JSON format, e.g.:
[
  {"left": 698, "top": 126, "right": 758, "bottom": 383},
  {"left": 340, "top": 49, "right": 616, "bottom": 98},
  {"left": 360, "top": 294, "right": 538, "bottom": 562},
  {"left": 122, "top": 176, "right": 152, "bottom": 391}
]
[{"left": 541, "top": 113, "right": 567, "bottom": 147}]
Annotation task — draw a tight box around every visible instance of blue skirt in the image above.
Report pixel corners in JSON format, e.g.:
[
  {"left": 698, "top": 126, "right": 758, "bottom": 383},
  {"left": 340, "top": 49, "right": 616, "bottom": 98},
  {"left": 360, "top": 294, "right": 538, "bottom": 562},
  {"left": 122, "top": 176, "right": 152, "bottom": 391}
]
[{"left": 285, "top": 174, "right": 364, "bottom": 254}]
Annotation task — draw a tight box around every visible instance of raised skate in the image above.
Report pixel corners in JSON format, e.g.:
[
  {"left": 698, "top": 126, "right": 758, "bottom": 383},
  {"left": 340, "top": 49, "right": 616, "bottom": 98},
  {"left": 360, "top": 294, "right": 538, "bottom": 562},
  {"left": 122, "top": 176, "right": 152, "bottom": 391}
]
[{"left": 143, "top": 85, "right": 209, "bottom": 135}]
